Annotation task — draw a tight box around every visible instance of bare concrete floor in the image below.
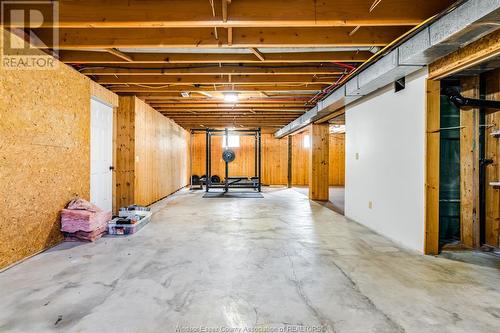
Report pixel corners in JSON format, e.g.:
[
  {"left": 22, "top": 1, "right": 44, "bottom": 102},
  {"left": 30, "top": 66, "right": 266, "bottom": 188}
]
[
  {"left": 1, "top": 188, "right": 499, "bottom": 333},
  {"left": 293, "top": 186, "right": 345, "bottom": 215}
]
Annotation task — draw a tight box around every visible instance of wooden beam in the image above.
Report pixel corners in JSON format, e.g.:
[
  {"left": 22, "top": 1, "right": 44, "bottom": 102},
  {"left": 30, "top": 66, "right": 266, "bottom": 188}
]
[
  {"left": 314, "top": 107, "right": 345, "bottom": 124},
  {"left": 424, "top": 79, "right": 441, "bottom": 255},
  {"left": 309, "top": 123, "right": 329, "bottom": 201},
  {"left": 161, "top": 113, "right": 302, "bottom": 117},
  {"left": 59, "top": 50, "right": 373, "bottom": 64},
  {"left": 35, "top": 26, "right": 409, "bottom": 49},
  {"left": 94, "top": 74, "right": 338, "bottom": 85},
  {"left": 79, "top": 65, "right": 346, "bottom": 76},
  {"left": 23, "top": 0, "right": 455, "bottom": 28},
  {"left": 108, "top": 85, "right": 326, "bottom": 93},
  {"left": 460, "top": 76, "right": 481, "bottom": 249},
  {"left": 250, "top": 48, "right": 265, "bottom": 61},
  {"left": 106, "top": 48, "right": 133, "bottom": 62},
  {"left": 150, "top": 103, "right": 307, "bottom": 108},
  {"left": 141, "top": 96, "right": 313, "bottom": 101},
  {"left": 484, "top": 68, "right": 500, "bottom": 248},
  {"left": 155, "top": 108, "right": 307, "bottom": 112}
]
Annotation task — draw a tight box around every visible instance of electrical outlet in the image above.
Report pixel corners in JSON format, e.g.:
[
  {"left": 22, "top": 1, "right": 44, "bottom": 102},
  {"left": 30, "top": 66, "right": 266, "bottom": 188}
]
[
  {"left": 368, "top": 201, "right": 373, "bottom": 209},
  {"left": 355, "top": 153, "right": 359, "bottom": 160}
]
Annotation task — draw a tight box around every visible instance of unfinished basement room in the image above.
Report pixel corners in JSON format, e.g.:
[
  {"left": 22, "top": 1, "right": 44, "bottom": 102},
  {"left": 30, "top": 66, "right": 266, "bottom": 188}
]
[{"left": 1, "top": 0, "right": 500, "bottom": 332}]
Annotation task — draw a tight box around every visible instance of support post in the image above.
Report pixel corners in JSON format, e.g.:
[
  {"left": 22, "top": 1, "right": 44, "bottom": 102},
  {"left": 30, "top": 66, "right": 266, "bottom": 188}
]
[
  {"left": 424, "top": 79, "right": 441, "bottom": 255},
  {"left": 460, "top": 76, "right": 481, "bottom": 248},
  {"left": 309, "top": 123, "right": 329, "bottom": 201},
  {"left": 287, "top": 135, "right": 292, "bottom": 188},
  {"left": 205, "top": 130, "right": 211, "bottom": 192},
  {"left": 258, "top": 128, "right": 262, "bottom": 192}
]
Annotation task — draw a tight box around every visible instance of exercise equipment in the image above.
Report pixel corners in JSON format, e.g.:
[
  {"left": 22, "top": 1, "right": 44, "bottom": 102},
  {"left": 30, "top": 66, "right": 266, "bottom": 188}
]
[
  {"left": 222, "top": 149, "right": 236, "bottom": 163},
  {"left": 191, "top": 175, "right": 200, "bottom": 185},
  {"left": 191, "top": 128, "right": 261, "bottom": 193}
]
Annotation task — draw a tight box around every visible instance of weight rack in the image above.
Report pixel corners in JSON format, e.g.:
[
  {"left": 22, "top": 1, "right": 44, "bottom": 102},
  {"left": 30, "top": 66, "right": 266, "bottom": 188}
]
[{"left": 191, "top": 128, "right": 261, "bottom": 193}]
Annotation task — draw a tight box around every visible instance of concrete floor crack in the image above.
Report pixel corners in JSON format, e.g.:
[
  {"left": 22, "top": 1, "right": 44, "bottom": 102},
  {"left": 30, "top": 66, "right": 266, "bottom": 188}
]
[
  {"left": 328, "top": 257, "right": 406, "bottom": 333},
  {"left": 285, "top": 250, "right": 338, "bottom": 333}
]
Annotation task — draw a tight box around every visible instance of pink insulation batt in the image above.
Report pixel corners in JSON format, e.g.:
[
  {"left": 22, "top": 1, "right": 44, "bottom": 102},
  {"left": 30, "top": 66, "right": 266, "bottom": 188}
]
[{"left": 61, "top": 204, "right": 112, "bottom": 233}]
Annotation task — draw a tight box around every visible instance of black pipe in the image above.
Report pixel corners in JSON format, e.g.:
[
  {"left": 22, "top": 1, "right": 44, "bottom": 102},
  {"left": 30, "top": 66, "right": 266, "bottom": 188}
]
[{"left": 442, "top": 87, "right": 500, "bottom": 110}]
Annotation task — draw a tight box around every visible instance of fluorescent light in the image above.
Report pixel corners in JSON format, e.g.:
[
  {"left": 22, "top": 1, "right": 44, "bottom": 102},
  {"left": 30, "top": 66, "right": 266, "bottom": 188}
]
[{"left": 223, "top": 92, "right": 239, "bottom": 103}]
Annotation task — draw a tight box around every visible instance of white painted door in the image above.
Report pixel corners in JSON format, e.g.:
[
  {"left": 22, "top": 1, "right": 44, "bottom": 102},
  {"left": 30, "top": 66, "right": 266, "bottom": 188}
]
[{"left": 90, "top": 97, "right": 113, "bottom": 212}]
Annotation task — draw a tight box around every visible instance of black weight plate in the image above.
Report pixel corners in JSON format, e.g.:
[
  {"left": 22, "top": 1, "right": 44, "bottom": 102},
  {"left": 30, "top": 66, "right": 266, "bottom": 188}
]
[{"left": 222, "top": 149, "right": 236, "bottom": 163}]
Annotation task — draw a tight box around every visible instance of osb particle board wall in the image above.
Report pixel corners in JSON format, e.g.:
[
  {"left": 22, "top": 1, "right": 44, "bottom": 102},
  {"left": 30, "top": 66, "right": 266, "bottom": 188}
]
[
  {"left": 116, "top": 96, "right": 189, "bottom": 207},
  {"left": 0, "top": 29, "right": 91, "bottom": 269},
  {"left": 190, "top": 133, "right": 288, "bottom": 185},
  {"left": 292, "top": 131, "right": 345, "bottom": 186}
]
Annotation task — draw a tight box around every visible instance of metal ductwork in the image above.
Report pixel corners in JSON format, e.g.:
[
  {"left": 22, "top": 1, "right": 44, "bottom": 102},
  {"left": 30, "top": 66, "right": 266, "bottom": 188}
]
[{"left": 275, "top": 0, "right": 500, "bottom": 138}]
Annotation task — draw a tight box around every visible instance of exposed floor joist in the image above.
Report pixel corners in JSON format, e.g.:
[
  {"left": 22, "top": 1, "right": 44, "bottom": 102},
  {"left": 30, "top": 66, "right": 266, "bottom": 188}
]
[
  {"left": 8, "top": 0, "right": 456, "bottom": 130},
  {"left": 59, "top": 50, "right": 374, "bottom": 64},
  {"left": 35, "top": 27, "right": 409, "bottom": 49},
  {"left": 16, "top": 0, "right": 453, "bottom": 28}
]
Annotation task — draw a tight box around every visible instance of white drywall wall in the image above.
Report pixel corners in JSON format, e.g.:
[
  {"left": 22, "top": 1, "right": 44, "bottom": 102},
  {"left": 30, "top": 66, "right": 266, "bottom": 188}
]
[{"left": 345, "top": 68, "right": 427, "bottom": 252}]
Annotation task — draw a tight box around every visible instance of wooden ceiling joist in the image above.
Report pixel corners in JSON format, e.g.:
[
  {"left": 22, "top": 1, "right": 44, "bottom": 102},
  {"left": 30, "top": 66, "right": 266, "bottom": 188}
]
[
  {"left": 150, "top": 103, "right": 308, "bottom": 108},
  {"left": 59, "top": 50, "right": 373, "bottom": 64},
  {"left": 107, "top": 85, "right": 326, "bottom": 93},
  {"left": 94, "top": 74, "right": 339, "bottom": 85},
  {"left": 140, "top": 96, "right": 313, "bottom": 101},
  {"left": 79, "top": 65, "right": 346, "bottom": 76},
  {"left": 154, "top": 107, "right": 308, "bottom": 112},
  {"left": 34, "top": 26, "right": 409, "bottom": 49},
  {"left": 25, "top": 0, "right": 454, "bottom": 28},
  {"left": 12, "top": 0, "right": 455, "bottom": 130}
]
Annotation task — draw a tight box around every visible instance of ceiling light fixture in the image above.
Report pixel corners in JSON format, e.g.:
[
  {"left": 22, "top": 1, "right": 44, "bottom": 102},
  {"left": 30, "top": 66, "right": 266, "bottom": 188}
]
[{"left": 223, "top": 92, "right": 239, "bottom": 103}]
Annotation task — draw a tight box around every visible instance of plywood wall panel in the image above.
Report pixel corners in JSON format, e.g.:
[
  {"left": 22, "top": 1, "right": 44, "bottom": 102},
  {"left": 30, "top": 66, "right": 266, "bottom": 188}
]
[
  {"left": 329, "top": 134, "right": 345, "bottom": 186},
  {"left": 115, "top": 96, "right": 136, "bottom": 208},
  {"left": 262, "top": 134, "right": 288, "bottom": 185},
  {"left": 292, "top": 132, "right": 310, "bottom": 185},
  {"left": 292, "top": 132, "right": 345, "bottom": 186},
  {"left": 0, "top": 29, "right": 91, "bottom": 269},
  {"left": 133, "top": 98, "right": 189, "bottom": 206}
]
